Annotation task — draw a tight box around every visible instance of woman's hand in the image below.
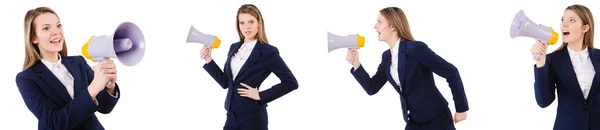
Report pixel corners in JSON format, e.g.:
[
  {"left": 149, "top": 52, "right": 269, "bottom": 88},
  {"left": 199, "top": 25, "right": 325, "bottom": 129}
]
[
  {"left": 347, "top": 49, "right": 361, "bottom": 69},
  {"left": 100, "top": 60, "right": 117, "bottom": 94},
  {"left": 200, "top": 46, "right": 213, "bottom": 63},
  {"left": 531, "top": 41, "right": 548, "bottom": 68},
  {"left": 237, "top": 83, "right": 260, "bottom": 100},
  {"left": 454, "top": 112, "right": 467, "bottom": 124}
]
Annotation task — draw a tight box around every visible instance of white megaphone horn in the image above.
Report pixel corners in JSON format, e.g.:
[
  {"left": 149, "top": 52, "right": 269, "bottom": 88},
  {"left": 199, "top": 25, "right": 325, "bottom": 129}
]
[
  {"left": 186, "top": 25, "right": 221, "bottom": 59},
  {"left": 510, "top": 10, "right": 559, "bottom": 60},
  {"left": 82, "top": 22, "right": 146, "bottom": 85},
  {"left": 327, "top": 31, "right": 365, "bottom": 64}
]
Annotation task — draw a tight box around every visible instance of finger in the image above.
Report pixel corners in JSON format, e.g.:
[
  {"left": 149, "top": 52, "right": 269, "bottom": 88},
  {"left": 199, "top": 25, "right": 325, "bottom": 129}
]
[
  {"left": 102, "top": 68, "right": 117, "bottom": 74},
  {"left": 237, "top": 88, "right": 248, "bottom": 92},
  {"left": 237, "top": 91, "right": 247, "bottom": 94},
  {"left": 104, "top": 74, "right": 117, "bottom": 79},
  {"left": 240, "top": 83, "right": 252, "bottom": 89}
]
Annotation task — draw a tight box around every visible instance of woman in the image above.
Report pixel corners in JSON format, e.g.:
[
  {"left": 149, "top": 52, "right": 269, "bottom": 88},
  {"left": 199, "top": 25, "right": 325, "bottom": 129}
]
[
  {"left": 15, "top": 7, "right": 120, "bottom": 130},
  {"left": 346, "top": 7, "right": 469, "bottom": 130},
  {"left": 200, "top": 4, "right": 298, "bottom": 130},
  {"left": 531, "top": 4, "right": 598, "bottom": 130}
]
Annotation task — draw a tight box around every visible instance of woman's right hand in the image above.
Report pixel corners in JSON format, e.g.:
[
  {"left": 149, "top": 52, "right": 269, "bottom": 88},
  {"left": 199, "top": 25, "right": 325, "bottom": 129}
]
[
  {"left": 347, "top": 48, "right": 361, "bottom": 69},
  {"left": 88, "top": 62, "right": 110, "bottom": 101},
  {"left": 200, "top": 46, "right": 213, "bottom": 63},
  {"left": 531, "top": 41, "right": 548, "bottom": 68}
]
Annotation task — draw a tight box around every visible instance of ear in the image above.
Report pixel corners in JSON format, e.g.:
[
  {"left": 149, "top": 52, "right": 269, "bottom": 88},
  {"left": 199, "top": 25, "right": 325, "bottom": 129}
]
[
  {"left": 582, "top": 24, "right": 590, "bottom": 33},
  {"left": 32, "top": 37, "right": 39, "bottom": 44}
]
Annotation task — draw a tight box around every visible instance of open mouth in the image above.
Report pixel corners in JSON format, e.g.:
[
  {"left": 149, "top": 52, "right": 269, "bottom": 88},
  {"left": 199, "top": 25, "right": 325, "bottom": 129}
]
[
  {"left": 563, "top": 31, "right": 570, "bottom": 35},
  {"left": 50, "top": 38, "right": 61, "bottom": 44}
]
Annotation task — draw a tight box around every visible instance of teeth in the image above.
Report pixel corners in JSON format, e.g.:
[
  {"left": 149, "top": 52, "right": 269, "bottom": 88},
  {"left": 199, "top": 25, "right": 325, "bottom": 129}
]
[{"left": 51, "top": 38, "right": 60, "bottom": 43}]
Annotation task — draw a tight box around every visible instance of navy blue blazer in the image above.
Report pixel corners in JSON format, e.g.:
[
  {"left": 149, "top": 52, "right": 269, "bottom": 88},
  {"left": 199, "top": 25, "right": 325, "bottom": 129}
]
[
  {"left": 15, "top": 56, "right": 120, "bottom": 130},
  {"left": 351, "top": 40, "right": 469, "bottom": 123},
  {"left": 534, "top": 46, "right": 600, "bottom": 130},
  {"left": 204, "top": 40, "right": 298, "bottom": 113}
]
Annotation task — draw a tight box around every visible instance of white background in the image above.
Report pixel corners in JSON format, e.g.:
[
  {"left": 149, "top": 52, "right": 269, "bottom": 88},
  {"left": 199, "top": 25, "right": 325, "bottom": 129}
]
[{"left": 0, "top": 0, "right": 599, "bottom": 129}]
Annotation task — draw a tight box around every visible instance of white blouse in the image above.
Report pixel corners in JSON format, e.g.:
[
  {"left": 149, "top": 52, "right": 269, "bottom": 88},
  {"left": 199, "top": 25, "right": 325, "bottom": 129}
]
[
  {"left": 231, "top": 40, "right": 257, "bottom": 80},
  {"left": 568, "top": 47, "right": 595, "bottom": 99}
]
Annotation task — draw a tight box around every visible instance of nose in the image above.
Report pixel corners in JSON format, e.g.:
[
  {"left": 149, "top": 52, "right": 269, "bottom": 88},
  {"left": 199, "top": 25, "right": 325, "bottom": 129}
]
[{"left": 374, "top": 24, "right": 377, "bottom": 29}]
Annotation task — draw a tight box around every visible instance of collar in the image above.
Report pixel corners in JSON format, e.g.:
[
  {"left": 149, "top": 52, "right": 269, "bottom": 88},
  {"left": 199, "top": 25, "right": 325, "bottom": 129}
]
[
  {"left": 40, "top": 54, "right": 63, "bottom": 70},
  {"left": 567, "top": 46, "right": 589, "bottom": 58},
  {"left": 240, "top": 39, "right": 258, "bottom": 51},
  {"left": 390, "top": 39, "right": 401, "bottom": 55}
]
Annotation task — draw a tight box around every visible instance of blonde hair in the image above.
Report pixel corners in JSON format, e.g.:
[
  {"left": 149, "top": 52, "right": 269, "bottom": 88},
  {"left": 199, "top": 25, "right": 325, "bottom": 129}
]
[
  {"left": 22, "top": 7, "right": 68, "bottom": 70},
  {"left": 555, "top": 4, "right": 595, "bottom": 51},
  {"left": 236, "top": 4, "right": 269, "bottom": 44},
  {"left": 379, "top": 7, "right": 415, "bottom": 41}
]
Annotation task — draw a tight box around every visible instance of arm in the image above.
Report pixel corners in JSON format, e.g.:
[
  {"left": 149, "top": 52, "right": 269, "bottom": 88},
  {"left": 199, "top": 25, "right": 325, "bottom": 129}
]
[
  {"left": 350, "top": 52, "right": 389, "bottom": 95},
  {"left": 16, "top": 74, "right": 100, "bottom": 130},
  {"left": 203, "top": 60, "right": 229, "bottom": 89},
  {"left": 259, "top": 49, "right": 299, "bottom": 104},
  {"left": 80, "top": 56, "right": 120, "bottom": 114},
  {"left": 533, "top": 58, "right": 557, "bottom": 108},
  {"left": 413, "top": 42, "right": 469, "bottom": 112}
]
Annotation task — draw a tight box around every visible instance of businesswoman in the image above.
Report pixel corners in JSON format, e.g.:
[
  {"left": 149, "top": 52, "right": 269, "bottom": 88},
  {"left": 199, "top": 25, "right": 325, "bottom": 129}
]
[
  {"left": 200, "top": 4, "right": 298, "bottom": 130},
  {"left": 346, "top": 7, "right": 469, "bottom": 130},
  {"left": 15, "top": 7, "right": 120, "bottom": 130},
  {"left": 531, "top": 4, "right": 599, "bottom": 130}
]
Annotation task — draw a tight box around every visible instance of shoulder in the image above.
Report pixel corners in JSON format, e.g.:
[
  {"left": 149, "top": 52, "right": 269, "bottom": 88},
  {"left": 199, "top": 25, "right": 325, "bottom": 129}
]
[
  {"left": 404, "top": 40, "right": 427, "bottom": 50},
  {"left": 261, "top": 43, "right": 279, "bottom": 53},
  {"left": 16, "top": 67, "right": 36, "bottom": 82},
  {"left": 64, "top": 55, "right": 88, "bottom": 65}
]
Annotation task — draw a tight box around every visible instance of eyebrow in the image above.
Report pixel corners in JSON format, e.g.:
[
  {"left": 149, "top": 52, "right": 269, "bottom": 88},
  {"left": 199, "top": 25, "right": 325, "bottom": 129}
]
[
  {"left": 39, "top": 21, "right": 61, "bottom": 27},
  {"left": 561, "top": 17, "right": 576, "bottom": 18}
]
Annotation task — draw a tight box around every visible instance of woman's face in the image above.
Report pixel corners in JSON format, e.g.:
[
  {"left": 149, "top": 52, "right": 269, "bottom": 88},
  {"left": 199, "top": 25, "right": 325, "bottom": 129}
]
[
  {"left": 33, "top": 13, "right": 64, "bottom": 53},
  {"left": 238, "top": 13, "right": 259, "bottom": 41},
  {"left": 561, "top": 9, "right": 589, "bottom": 44},
  {"left": 374, "top": 14, "right": 395, "bottom": 42}
]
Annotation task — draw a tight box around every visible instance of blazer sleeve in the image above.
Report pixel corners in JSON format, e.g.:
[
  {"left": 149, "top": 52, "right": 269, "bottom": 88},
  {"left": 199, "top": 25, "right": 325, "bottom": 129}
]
[
  {"left": 203, "top": 59, "right": 228, "bottom": 89},
  {"left": 413, "top": 42, "right": 469, "bottom": 113},
  {"left": 16, "top": 73, "right": 100, "bottom": 130},
  {"left": 350, "top": 52, "right": 389, "bottom": 95},
  {"left": 533, "top": 55, "right": 557, "bottom": 108},
  {"left": 79, "top": 56, "right": 120, "bottom": 114},
  {"left": 259, "top": 48, "right": 299, "bottom": 104}
]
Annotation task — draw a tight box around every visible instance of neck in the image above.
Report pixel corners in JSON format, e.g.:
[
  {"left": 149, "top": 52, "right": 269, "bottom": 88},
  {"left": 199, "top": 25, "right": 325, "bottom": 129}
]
[
  {"left": 40, "top": 51, "right": 59, "bottom": 63},
  {"left": 244, "top": 37, "right": 256, "bottom": 43},
  {"left": 386, "top": 36, "right": 400, "bottom": 49},
  {"left": 567, "top": 38, "right": 586, "bottom": 51}
]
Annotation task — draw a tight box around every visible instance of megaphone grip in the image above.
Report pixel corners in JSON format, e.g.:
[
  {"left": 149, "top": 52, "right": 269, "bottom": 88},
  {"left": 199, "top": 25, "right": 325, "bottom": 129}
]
[{"left": 533, "top": 52, "right": 541, "bottom": 60}]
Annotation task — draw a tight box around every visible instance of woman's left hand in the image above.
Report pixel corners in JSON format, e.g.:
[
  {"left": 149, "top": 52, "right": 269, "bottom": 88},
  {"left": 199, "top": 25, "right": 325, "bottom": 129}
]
[
  {"left": 100, "top": 60, "right": 117, "bottom": 89},
  {"left": 454, "top": 112, "right": 467, "bottom": 124},
  {"left": 237, "top": 83, "right": 260, "bottom": 100}
]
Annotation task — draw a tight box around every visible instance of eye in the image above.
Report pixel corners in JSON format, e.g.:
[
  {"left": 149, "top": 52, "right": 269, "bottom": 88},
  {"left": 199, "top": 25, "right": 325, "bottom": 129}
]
[
  {"left": 57, "top": 24, "right": 62, "bottom": 28},
  {"left": 570, "top": 19, "right": 576, "bottom": 23},
  {"left": 42, "top": 27, "right": 49, "bottom": 31},
  {"left": 249, "top": 21, "right": 255, "bottom": 24},
  {"left": 239, "top": 21, "right": 244, "bottom": 25},
  {"left": 561, "top": 18, "right": 564, "bottom": 22}
]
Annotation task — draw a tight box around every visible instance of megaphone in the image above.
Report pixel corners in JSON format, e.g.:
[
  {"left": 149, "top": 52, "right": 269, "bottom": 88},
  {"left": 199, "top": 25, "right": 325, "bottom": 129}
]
[
  {"left": 82, "top": 21, "right": 146, "bottom": 66},
  {"left": 510, "top": 10, "right": 559, "bottom": 60},
  {"left": 327, "top": 31, "right": 365, "bottom": 64},
  {"left": 186, "top": 25, "right": 221, "bottom": 59}
]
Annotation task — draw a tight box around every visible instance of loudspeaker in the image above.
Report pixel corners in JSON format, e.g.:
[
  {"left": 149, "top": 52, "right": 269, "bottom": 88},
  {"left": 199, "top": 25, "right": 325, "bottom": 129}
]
[
  {"left": 82, "top": 22, "right": 146, "bottom": 66},
  {"left": 327, "top": 31, "right": 365, "bottom": 64},
  {"left": 510, "top": 10, "right": 559, "bottom": 60},
  {"left": 186, "top": 25, "right": 221, "bottom": 59}
]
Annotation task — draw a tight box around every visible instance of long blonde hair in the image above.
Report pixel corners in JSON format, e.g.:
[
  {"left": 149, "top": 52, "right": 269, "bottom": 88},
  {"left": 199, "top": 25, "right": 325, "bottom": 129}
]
[
  {"left": 236, "top": 4, "right": 269, "bottom": 44},
  {"left": 555, "top": 4, "right": 595, "bottom": 52},
  {"left": 379, "top": 7, "right": 415, "bottom": 41},
  {"left": 22, "top": 7, "right": 68, "bottom": 70}
]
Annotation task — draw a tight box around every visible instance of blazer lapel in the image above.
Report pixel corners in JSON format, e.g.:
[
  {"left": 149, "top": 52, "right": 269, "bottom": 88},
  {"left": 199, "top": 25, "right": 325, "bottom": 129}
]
[
  {"left": 558, "top": 48, "right": 587, "bottom": 102},
  {"left": 397, "top": 40, "right": 407, "bottom": 91},
  {"left": 33, "top": 61, "right": 72, "bottom": 102},
  {"left": 225, "top": 42, "right": 243, "bottom": 81},
  {"left": 62, "top": 57, "right": 84, "bottom": 97},
  {"left": 587, "top": 49, "right": 600, "bottom": 103},
  {"left": 234, "top": 42, "right": 264, "bottom": 82}
]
